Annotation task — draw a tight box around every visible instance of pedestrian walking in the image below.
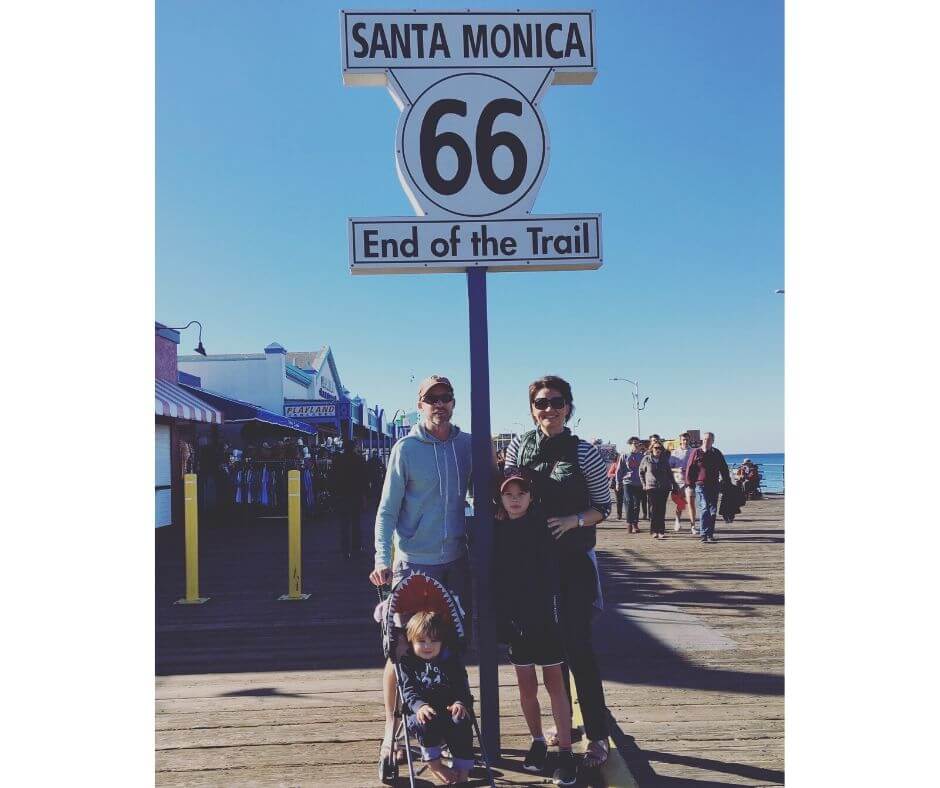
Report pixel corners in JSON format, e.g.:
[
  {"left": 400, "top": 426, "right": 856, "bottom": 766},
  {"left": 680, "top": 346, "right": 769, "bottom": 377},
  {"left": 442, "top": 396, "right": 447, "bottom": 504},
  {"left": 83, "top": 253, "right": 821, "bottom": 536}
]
[
  {"left": 669, "top": 432, "right": 697, "bottom": 533},
  {"left": 504, "top": 375, "right": 613, "bottom": 770},
  {"left": 607, "top": 453, "right": 623, "bottom": 520},
  {"left": 366, "top": 450, "right": 386, "bottom": 504},
  {"left": 332, "top": 437, "right": 369, "bottom": 560},
  {"left": 368, "top": 375, "right": 474, "bottom": 775},
  {"left": 639, "top": 438, "right": 678, "bottom": 539},
  {"left": 615, "top": 438, "right": 645, "bottom": 534},
  {"left": 685, "top": 431, "right": 732, "bottom": 544}
]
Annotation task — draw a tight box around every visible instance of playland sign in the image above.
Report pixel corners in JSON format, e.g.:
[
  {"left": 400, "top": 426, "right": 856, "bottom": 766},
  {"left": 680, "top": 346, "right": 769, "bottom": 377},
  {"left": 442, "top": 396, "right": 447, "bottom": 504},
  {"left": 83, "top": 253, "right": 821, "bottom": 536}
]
[{"left": 341, "top": 9, "right": 602, "bottom": 275}]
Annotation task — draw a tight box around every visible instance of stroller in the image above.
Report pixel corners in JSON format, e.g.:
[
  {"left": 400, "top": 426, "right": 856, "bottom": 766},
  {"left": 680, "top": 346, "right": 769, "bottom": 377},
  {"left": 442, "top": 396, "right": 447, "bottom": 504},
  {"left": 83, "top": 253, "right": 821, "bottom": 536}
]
[{"left": 376, "top": 572, "right": 496, "bottom": 787}]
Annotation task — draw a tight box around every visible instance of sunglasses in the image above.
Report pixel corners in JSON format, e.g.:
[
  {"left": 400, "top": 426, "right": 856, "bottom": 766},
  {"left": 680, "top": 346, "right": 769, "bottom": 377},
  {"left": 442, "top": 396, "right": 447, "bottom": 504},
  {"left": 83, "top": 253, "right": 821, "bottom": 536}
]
[
  {"left": 532, "top": 396, "right": 567, "bottom": 410},
  {"left": 422, "top": 393, "right": 454, "bottom": 405}
]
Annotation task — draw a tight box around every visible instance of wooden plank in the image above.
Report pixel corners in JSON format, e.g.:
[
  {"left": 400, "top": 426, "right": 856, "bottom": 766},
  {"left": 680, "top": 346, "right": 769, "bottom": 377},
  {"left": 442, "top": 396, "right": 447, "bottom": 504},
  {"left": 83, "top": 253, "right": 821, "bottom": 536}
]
[{"left": 156, "top": 496, "right": 785, "bottom": 785}]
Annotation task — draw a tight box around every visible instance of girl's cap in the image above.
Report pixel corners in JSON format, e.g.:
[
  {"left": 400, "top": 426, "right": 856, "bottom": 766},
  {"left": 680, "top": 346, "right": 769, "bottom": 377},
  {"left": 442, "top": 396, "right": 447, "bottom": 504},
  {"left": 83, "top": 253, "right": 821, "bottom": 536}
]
[{"left": 500, "top": 467, "right": 532, "bottom": 493}]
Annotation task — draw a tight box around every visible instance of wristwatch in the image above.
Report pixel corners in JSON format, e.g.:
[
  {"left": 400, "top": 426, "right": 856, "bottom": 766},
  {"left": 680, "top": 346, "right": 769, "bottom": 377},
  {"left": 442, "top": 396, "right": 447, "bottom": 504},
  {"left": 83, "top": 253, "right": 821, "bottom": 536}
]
[{"left": 577, "top": 512, "right": 585, "bottom": 528}]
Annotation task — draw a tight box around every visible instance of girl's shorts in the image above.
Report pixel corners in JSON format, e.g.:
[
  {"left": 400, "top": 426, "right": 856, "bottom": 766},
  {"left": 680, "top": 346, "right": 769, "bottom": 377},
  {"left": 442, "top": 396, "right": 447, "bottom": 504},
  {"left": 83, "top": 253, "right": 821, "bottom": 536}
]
[{"left": 508, "top": 633, "right": 564, "bottom": 668}]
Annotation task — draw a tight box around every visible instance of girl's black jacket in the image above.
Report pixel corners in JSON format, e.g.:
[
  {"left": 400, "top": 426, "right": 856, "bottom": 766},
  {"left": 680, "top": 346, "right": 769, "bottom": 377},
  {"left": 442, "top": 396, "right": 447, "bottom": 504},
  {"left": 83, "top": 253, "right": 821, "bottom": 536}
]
[{"left": 493, "top": 508, "right": 561, "bottom": 645}]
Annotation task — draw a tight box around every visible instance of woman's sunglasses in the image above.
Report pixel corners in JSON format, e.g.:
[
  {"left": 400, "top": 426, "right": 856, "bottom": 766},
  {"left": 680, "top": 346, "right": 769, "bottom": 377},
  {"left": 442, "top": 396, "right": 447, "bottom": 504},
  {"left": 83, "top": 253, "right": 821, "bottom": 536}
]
[
  {"left": 532, "top": 396, "right": 567, "bottom": 410},
  {"left": 422, "top": 393, "right": 454, "bottom": 405}
]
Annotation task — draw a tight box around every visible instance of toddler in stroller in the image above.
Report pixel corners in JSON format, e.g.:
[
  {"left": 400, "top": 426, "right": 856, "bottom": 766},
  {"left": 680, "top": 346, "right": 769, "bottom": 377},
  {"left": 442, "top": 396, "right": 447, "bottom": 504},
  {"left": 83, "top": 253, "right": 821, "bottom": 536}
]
[
  {"left": 376, "top": 572, "right": 495, "bottom": 787},
  {"left": 400, "top": 611, "right": 475, "bottom": 784}
]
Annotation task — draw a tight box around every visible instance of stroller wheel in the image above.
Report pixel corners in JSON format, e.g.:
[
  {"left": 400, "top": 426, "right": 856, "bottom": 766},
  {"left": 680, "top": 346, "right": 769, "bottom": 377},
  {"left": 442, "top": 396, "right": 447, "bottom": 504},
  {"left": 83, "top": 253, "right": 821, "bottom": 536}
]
[{"left": 379, "top": 752, "right": 398, "bottom": 785}]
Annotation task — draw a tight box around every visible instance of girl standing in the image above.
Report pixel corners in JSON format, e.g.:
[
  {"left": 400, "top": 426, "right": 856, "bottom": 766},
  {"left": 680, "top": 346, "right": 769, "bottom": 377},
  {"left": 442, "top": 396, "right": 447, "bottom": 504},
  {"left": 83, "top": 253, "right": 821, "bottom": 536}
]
[{"left": 495, "top": 467, "right": 577, "bottom": 786}]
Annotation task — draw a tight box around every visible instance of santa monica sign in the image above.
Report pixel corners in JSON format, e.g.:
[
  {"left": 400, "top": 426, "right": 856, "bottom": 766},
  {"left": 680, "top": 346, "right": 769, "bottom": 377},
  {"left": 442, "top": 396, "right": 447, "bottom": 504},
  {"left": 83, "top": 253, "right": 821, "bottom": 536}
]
[
  {"left": 342, "top": 11, "right": 595, "bottom": 76},
  {"left": 341, "top": 9, "right": 602, "bottom": 274}
]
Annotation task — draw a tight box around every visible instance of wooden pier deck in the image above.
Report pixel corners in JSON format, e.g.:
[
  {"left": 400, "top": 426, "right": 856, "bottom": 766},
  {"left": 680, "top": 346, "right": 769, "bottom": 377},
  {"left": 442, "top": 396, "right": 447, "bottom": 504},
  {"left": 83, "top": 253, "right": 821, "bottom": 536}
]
[{"left": 156, "top": 495, "right": 784, "bottom": 786}]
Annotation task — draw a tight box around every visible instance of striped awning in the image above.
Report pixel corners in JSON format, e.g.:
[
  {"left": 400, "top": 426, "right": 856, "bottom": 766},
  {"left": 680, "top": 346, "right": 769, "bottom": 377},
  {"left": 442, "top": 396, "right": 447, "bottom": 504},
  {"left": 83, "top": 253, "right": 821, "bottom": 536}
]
[{"left": 155, "top": 379, "right": 224, "bottom": 424}]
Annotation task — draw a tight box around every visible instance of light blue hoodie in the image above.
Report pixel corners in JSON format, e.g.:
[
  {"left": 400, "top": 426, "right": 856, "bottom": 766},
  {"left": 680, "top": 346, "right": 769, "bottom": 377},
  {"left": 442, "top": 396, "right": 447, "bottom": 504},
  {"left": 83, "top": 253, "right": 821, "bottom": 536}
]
[{"left": 374, "top": 422, "right": 473, "bottom": 568}]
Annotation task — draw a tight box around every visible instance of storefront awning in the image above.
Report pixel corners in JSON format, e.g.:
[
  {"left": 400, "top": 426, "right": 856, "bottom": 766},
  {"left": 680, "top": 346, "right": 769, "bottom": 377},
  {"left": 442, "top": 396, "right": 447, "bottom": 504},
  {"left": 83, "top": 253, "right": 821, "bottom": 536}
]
[
  {"left": 156, "top": 379, "right": 224, "bottom": 423},
  {"left": 181, "top": 385, "right": 316, "bottom": 436}
]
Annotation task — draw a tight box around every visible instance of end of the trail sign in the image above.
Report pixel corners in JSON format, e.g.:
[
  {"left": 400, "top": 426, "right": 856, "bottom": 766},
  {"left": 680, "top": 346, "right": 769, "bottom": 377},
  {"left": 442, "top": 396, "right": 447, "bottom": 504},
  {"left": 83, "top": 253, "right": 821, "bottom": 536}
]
[
  {"left": 349, "top": 215, "right": 602, "bottom": 275},
  {"left": 339, "top": 10, "right": 606, "bottom": 759},
  {"left": 340, "top": 8, "right": 603, "bottom": 276},
  {"left": 341, "top": 11, "right": 596, "bottom": 86}
]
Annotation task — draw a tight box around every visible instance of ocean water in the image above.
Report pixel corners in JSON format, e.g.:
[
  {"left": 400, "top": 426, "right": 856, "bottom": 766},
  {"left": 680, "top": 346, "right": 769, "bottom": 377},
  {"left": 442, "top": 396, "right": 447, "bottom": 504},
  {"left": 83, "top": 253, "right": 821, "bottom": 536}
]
[{"left": 725, "top": 452, "right": 785, "bottom": 493}]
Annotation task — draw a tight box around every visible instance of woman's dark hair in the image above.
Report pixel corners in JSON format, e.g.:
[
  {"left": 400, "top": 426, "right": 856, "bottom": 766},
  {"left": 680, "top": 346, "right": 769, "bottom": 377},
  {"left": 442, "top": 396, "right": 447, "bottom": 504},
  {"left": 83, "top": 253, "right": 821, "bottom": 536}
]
[{"left": 528, "top": 375, "right": 575, "bottom": 424}]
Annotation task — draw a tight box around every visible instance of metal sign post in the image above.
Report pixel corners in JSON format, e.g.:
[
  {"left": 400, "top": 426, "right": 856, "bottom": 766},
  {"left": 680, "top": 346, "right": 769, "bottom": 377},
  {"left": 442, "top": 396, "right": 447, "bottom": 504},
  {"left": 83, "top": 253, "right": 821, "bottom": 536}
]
[
  {"left": 466, "top": 266, "right": 498, "bottom": 754},
  {"left": 339, "top": 9, "right": 602, "bottom": 755}
]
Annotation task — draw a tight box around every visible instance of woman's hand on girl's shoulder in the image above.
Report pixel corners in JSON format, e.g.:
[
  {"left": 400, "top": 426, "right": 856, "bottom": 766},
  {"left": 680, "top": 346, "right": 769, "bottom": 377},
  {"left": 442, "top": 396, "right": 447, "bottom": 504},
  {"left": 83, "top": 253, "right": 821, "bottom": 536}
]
[{"left": 547, "top": 515, "right": 579, "bottom": 539}]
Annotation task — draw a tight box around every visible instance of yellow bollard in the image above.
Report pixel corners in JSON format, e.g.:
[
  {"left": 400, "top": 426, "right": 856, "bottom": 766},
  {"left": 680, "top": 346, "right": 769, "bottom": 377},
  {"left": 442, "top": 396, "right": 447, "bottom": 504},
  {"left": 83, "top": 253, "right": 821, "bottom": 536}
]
[
  {"left": 279, "top": 470, "right": 310, "bottom": 601},
  {"left": 175, "top": 473, "right": 209, "bottom": 604}
]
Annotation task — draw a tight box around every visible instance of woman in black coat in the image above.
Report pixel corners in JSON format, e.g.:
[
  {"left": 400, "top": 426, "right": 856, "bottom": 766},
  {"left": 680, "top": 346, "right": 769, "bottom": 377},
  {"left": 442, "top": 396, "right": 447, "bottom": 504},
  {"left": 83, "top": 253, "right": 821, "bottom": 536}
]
[{"left": 503, "top": 375, "right": 613, "bottom": 769}]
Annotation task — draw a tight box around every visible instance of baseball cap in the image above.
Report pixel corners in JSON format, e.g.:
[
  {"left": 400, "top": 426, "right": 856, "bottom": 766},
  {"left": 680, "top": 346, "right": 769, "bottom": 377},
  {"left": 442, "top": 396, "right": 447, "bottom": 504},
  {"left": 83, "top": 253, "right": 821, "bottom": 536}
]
[
  {"left": 417, "top": 375, "right": 454, "bottom": 400},
  {"left": 500, "top": 467, "right": 533, "bottom": 493}
]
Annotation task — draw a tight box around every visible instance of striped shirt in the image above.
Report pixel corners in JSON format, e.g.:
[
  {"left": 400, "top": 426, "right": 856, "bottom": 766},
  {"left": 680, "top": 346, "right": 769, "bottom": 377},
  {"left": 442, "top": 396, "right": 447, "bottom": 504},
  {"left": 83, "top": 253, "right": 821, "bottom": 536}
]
[{"left": 504, "top": 434, "right": 612, "bottom": 518}]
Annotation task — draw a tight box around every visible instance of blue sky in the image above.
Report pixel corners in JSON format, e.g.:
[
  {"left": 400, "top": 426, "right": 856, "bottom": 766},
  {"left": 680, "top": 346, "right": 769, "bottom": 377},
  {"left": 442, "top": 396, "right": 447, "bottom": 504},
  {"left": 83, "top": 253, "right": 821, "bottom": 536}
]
[{"left": 157, "top": 0, "right": 783, "bottom": 453}]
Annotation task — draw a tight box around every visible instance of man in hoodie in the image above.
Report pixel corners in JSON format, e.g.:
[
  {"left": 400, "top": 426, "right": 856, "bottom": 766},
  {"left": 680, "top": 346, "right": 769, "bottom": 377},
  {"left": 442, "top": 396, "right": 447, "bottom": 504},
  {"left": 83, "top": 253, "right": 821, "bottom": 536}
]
[{"left": 368, "top": 374, "right": 474, "bottom": 774}]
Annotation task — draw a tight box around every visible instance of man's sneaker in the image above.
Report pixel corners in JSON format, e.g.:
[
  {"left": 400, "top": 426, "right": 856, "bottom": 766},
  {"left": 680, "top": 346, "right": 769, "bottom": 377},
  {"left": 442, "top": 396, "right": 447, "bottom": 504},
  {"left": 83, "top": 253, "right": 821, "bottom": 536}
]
[
  {"left": 707, "top": 536, "right": 718, "bottom": 543},
  {"left": 553, "top": 750, "right": 578, "bottom": 786},
  {"left": 523, "top": 739, "right": 548, "bottom": 772}
]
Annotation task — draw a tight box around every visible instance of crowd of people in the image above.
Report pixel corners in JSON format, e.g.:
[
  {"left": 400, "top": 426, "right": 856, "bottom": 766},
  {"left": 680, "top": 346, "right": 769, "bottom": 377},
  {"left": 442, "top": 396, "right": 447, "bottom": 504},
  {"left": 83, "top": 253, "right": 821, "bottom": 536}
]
[
  {"left": 607, "top": 431, "right": 746, "bottom": 543},
  {"left": 354, "top": 371, "right": 756, "bottom": 785}
]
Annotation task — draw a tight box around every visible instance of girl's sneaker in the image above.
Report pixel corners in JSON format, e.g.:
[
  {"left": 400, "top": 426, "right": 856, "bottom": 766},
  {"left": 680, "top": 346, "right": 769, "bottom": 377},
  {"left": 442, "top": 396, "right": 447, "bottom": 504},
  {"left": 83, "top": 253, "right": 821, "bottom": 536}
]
[
  {"left": 523, "top": 739, "right": 548, "bottom": 772},
  {"left": 553, "top": 750, "right": 578, "bottom": 786}
]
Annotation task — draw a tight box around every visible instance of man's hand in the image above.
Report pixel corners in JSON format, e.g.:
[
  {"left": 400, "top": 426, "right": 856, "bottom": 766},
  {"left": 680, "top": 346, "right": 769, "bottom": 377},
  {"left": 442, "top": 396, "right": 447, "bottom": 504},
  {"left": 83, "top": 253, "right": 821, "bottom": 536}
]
[
  {"left": 416, "top": 704, "right": 436, "bottom": 724},
  {"left": 447, "top": 702, "right": 468, "bottom": 721},
  {"left": 369, "top": 566, "right": 391, "bottom": 586}
]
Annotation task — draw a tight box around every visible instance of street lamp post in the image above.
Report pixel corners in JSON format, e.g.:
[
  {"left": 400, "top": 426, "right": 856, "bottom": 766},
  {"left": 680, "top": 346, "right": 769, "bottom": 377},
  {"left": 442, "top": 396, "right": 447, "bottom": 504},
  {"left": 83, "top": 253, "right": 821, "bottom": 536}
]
[
  {"left": 610, "top": 377, "right": 650, "bottom": 437},
  {"left": 390, "top": 408, "right": 404, "bottom": 449},
  {"left": 163, "top": 320, "right": 207, "bottom": 356}
]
